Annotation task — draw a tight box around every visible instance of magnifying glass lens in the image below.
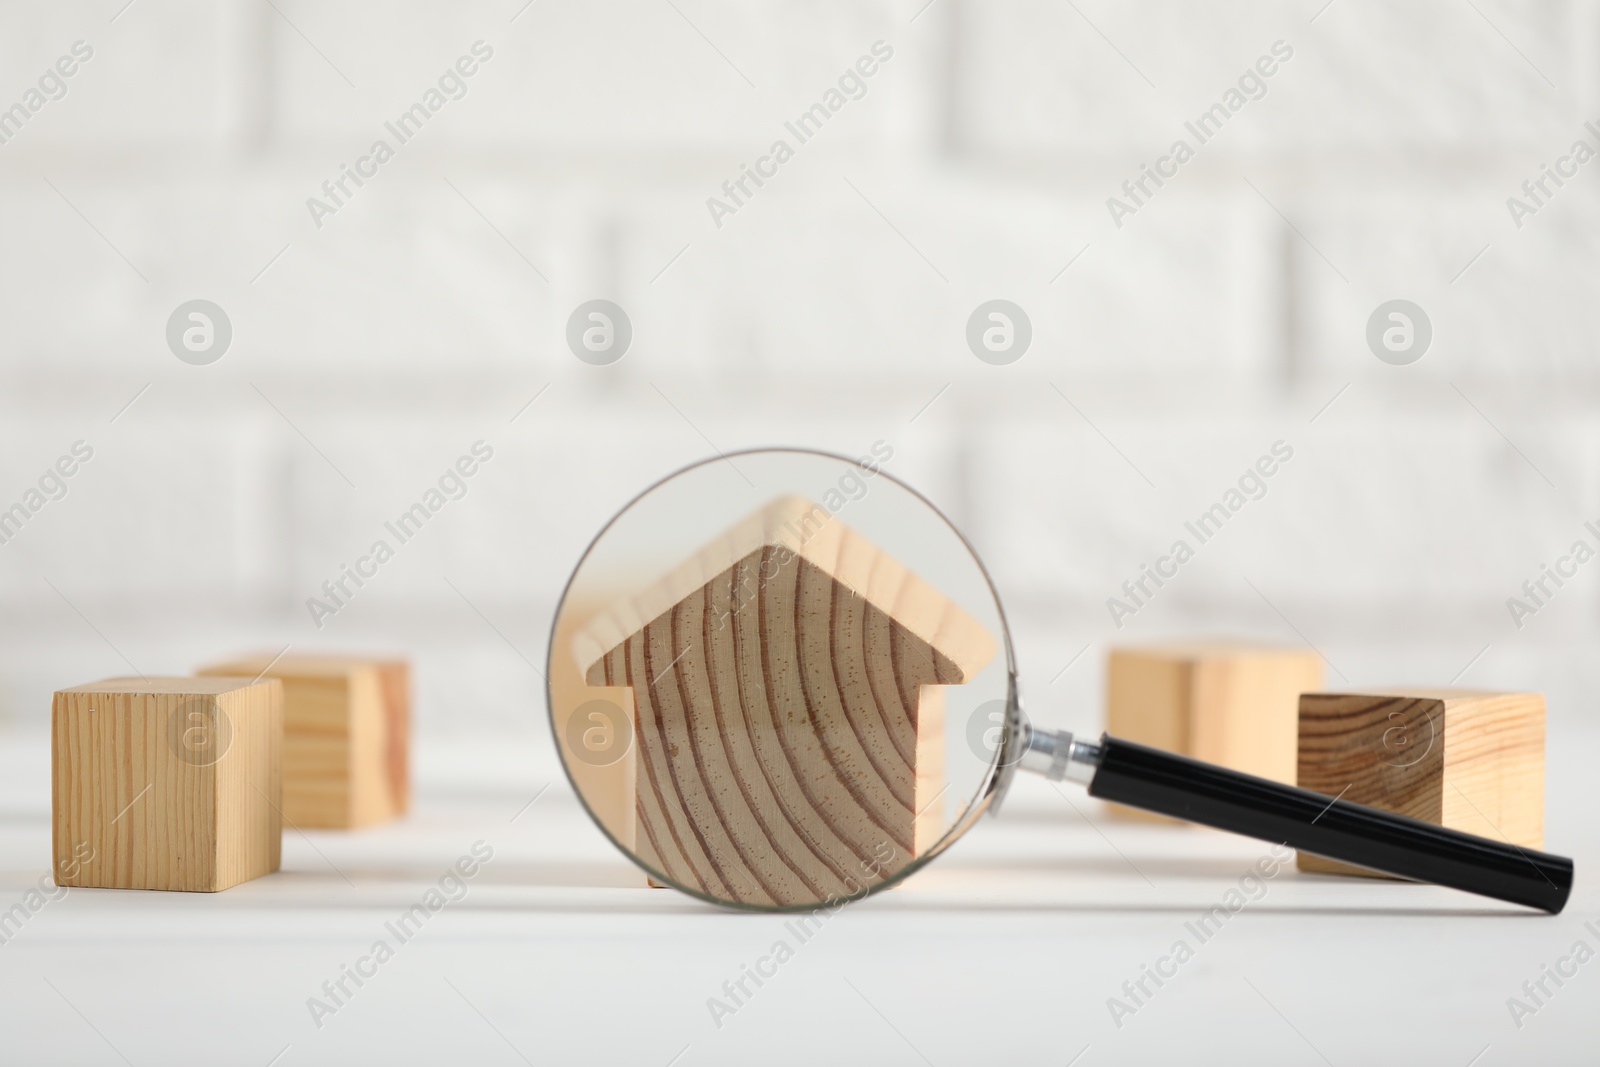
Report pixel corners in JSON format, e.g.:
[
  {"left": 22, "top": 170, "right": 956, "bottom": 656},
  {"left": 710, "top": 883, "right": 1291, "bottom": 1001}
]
[{"left": 548, "top": 450, "right": 1013, "bottom": 909}]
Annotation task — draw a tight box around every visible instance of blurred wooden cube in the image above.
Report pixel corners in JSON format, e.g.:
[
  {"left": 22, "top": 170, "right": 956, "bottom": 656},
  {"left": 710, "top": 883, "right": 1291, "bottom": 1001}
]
[
  {"left": 1107, "top": 642, "right": 1323, "bottom": 820},
  {"left": 198, "top": 654, "right": 408, "bottom": 829},
  {"left": 52, "top": 676, "right": 282, "bottom": 892},
  {"left": 1297, "top": 688, "right": 1544, "bottom": 876}
]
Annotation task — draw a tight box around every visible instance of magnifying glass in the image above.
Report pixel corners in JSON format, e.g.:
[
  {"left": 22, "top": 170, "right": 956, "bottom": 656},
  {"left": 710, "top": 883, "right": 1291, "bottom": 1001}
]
[{"left": 547, "top": 448, "right": 1573, "bottom": 913}]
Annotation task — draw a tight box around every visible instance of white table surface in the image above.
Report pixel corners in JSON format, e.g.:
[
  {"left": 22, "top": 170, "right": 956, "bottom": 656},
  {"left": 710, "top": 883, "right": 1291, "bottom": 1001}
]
[{"left": 2, "top": 728, "right": 1595, "bottom": 1067}]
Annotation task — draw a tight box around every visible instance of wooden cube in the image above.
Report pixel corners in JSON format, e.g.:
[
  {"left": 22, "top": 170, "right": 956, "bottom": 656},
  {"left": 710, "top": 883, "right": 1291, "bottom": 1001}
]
[
  {"left": 52, "top": 676, "right": 282, "bottom": 892},
  {"left": 1297, "top": 688, "right": 1544, "bottom": 876},
  {"left": 198, "top": 654, "right": 408, "bottom": 829},
  {"left": 1107, "top": 642, "right": 1323, "bottom": 820}
]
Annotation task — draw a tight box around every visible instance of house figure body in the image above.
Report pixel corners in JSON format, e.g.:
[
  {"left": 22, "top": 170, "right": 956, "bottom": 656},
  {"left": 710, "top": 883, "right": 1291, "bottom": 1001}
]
[{"left": 575, "top": 495, "right": 995, "bottom": 906}]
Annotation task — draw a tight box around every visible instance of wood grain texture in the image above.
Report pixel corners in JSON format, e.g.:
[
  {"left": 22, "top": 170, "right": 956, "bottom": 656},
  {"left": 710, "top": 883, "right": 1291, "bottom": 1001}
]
[
  {"left": 51, "top": 676, "right": 281, "bottom": 892},
  {"left": 577, "top": 496, "right": 993, "bottom": 907},
  {"left": 1106, "top": 643, "right": 1323, "bottom": 822},
  {"left": 1297, "top": 688, "right": 1544, "bottom": 877},
  {"left": 198, "top": 655, "right": 409, "bottom": 829}
]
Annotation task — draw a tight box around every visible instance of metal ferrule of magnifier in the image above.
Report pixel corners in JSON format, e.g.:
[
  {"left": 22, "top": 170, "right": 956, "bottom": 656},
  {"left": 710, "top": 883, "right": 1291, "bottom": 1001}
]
[{"left": 1018, "top": 724, "right": 1100, "bottom": 785}]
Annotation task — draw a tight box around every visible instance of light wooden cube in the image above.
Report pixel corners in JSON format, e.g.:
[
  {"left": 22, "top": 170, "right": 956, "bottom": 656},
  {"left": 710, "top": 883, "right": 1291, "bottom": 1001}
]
[
  {"left": 52, "top": 676, "right": 282, "bottom": 892},
  {"left": 198, "top": 654, "right": 408, "bottom": 829},
  {"left": 1107, "top": 642, "right": 1323, "bottom": 820},
  {"left": 1297, "top": 688, "right": 1544, "bottom": 876}
]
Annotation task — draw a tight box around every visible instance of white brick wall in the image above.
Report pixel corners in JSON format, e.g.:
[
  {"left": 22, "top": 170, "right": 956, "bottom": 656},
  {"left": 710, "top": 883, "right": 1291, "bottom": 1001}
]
[{"left": 3, "top": 0, "right": 1599, "bottom": 738}]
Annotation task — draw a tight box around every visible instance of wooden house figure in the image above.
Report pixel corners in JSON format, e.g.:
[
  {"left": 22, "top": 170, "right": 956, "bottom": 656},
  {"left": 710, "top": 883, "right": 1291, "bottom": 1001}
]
[{"left": 574, "top": 495, "right": 995, "bottom": 906}]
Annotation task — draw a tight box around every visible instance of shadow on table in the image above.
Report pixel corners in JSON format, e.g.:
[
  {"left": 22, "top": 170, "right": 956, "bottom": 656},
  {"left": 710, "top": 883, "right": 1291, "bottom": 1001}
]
[{"left": 269, "top": 860, "right": 647, "bottom": 890}]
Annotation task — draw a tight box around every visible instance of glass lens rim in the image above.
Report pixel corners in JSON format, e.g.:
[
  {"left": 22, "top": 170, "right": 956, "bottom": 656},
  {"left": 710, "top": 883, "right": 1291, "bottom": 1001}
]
[{"left": 544, "top": 445, "right": 1018, "bottom": 911}]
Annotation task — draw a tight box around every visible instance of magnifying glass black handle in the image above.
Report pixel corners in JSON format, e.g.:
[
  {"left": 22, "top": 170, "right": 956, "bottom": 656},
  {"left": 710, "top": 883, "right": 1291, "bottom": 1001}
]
[{"left": 1086, "top": 735, "right": 1573, "bottom": 913}]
